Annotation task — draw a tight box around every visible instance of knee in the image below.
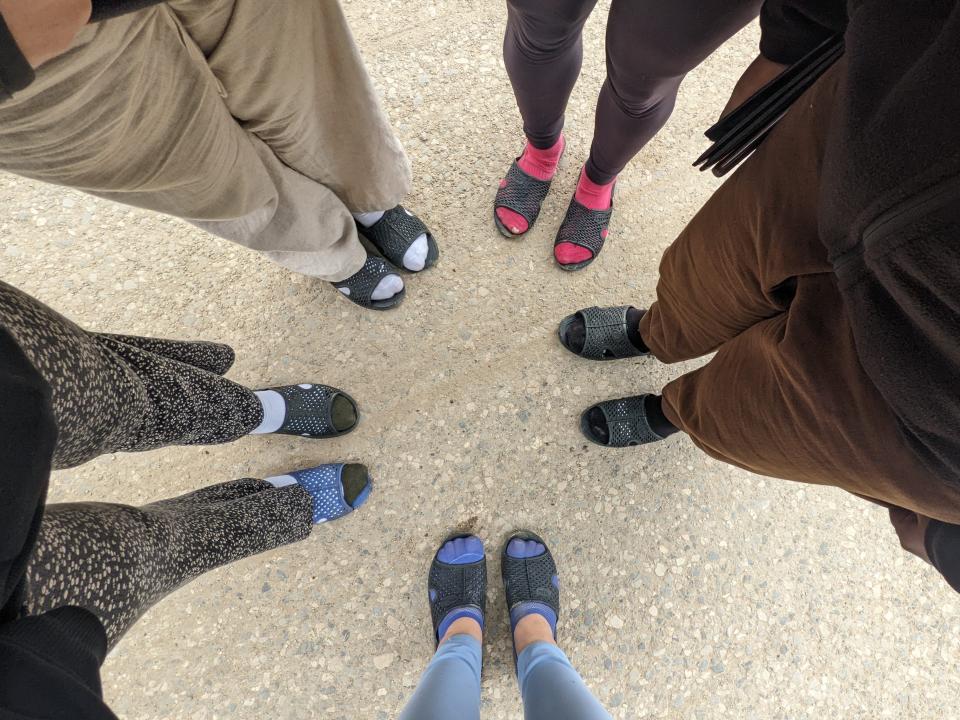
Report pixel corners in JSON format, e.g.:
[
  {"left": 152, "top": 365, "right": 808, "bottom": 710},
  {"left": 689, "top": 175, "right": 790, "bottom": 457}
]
[
  {"left": 506, "top": 0, "right": 592, "bottom": 58},
  {"left": 603, "top": 71, "right": 681, "bottom": 121}
]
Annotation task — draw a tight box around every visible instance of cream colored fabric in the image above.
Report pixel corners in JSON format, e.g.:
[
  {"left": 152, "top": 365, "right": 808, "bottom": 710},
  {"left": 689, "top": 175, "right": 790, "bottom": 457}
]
[{"left": 0, "top": 0, "right": 411, "bottom": 281}]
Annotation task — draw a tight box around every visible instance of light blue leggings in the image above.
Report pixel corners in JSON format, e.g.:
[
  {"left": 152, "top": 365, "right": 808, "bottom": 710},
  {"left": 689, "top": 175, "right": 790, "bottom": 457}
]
[{"left": 398, "top": 635, "right": 612, "bottom": 720}]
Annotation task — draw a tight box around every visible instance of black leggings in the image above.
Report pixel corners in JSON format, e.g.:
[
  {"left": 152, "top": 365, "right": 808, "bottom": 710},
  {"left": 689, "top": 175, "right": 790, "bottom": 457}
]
[{"left": 504, "top": 0, "right": 761, "bottom": 183}]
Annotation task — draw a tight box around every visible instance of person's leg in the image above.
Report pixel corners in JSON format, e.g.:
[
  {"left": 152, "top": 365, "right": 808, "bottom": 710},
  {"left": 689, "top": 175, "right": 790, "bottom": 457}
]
[
  {"left": 398, "top": 630, "right": 483, "bottom": 720},
  {"left": 21, "top": 464, "right": 373, "bottom": 648},
  {"left": 554, "top": 0, "right": 762, "bottom": 267},
  {"left": 501, "top": 532, "right": 611, "bottom": 720},
  {"left": 495, "top": 0, "right": 597, "bottom": 236},
  {"left": 518, "top": 638, "right": 610, "bottom": 720},
  {"left": 400, "top": 535, "right": 487, "bottom": 720},
  {"left": 0, "top": 281, "right": 357, "bottom": 468},
  {"left": 639, "top": 60, "right": 843, "bottom": 363},
  {"left": 0, "top": 6, "right": 398, "bottom": 297}
]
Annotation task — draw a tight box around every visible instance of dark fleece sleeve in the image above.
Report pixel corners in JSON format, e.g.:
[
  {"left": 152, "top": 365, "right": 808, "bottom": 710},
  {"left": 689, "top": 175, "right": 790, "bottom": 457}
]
[
  {"left": 0, "top": 13, "right": 35, "bottom": 101},
  {"left": 926, "top": 520, "right": 960, "bottom": 594},
  {"left": 759, "top": 0, "right": 847, "bottom": 64}
]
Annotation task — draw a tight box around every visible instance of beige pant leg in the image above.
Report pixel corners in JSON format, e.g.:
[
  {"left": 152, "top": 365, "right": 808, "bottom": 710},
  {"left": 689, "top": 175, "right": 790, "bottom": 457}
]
[{"left": 0, "top": 2, "right": 409, "bottom": 280}]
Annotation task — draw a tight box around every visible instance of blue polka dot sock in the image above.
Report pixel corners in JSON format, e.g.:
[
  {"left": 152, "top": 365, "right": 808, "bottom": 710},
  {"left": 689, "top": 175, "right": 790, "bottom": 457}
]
[{"left": 265, "top": 463, "right": 371, "bottom": 524}]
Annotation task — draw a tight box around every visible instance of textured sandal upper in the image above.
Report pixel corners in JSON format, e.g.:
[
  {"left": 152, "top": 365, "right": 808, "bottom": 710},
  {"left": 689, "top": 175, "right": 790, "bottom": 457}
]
[
  {"left": 333, "top": 254, "right": 403, "bottom": 308},
  {"left": 554, "top": 197, "right": 613, "bottom": 261},
  {"left": 571, "top": 306, "right": 648, "bottom": 360},
  {"left": 495, "top": 161, "right": 552, "bottom": 227},
  {"left": 358, "top": 205, "right": 436, "bottom": 268},
  {"left": 501, "top": 536, "right": 560, "bottom": 619},
  {"left": 428, "top": 546, "right": 487, "bottom": 643},
  {"left": 266, "top": 384, "right": 349, "bottom": 438},
  {"left": 591, "top": 395, "right": 664, "bottom": 447}
]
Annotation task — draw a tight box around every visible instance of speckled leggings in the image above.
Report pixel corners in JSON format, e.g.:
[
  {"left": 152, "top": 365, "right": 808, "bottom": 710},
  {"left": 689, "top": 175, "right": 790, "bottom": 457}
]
[
  {"left": 0, "top": 280, "right": 264, "bottom": 470},
  {"left": 1, "top": 280, "right": 314, "bottom": 648}
]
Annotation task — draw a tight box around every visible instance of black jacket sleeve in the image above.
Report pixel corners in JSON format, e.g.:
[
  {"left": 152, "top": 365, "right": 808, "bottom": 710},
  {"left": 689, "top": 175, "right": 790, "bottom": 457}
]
[
  {"left": 759, "top": 0, "right": 847, "bottom": 64},
  {"left": 926, "top": 520, "right": 960, "bottom": 594},
  {"left": 0, "top": 14, "right": 35, "bottom": 101},
  {"left": 90, "top": 0, "right": 166, "bottom": 23}
]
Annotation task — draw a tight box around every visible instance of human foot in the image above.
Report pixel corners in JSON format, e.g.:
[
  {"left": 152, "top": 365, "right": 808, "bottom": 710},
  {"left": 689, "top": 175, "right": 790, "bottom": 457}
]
[
  {"left": 558, "top": 305, "right": 648, "bottom": 359},
  {"left": 494, "top": 136, "right": 564, "bottom": 238},
  {"left": 553, "top": 168, "right": 615, "bottom": 270},
  {"left": 580, "top": 394, "right": 678, "bottom": 447},
  {"left": 428, "top": 535, "right": 487, "bottom": 646},
  {"left": 354, "top": 206, "right": 439, "bottom": 272},
  {"left": 501, "top": 531, "right": 560, "bottom": 657},
  {"left": 333, "top": 252, "right": 405, "bottom": 310},
  {"left": 265, "top": 463, "right": 371, "bottom": 524},
  {"left": 250, "top": 384, "right": 358, "bottom": 438}
]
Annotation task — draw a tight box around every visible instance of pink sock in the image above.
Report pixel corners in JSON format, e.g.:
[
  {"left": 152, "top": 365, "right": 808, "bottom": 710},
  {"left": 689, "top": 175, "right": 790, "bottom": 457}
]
[
  {"left": 496, "top": 136, "right": 564, "bottom": 235},
  {"left": 555, "top": 168, "right": 615, "bottom": 265}
]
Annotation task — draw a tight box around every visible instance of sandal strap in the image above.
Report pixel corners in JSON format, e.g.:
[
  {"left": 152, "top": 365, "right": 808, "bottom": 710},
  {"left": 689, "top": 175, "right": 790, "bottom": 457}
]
[
  {"left": 265, "top": 384, "right": 340, "bottom": 438},
  {"left": 577, "top": 305, "right": 644, "bottom": 360},
  {"left": 428, "top": 542, "right": 487, "bottom": 644},
  {"left": 554, "top": 198, "right": 613, "bottom": 259},
  {"left": 595, "top": 395, "right": 664, "bottom": 447},
  {"left": 494, "top": 161, "right": 552, "bottom": 225},
  {"left": 358, "top": 206, "right": 431, "bottom": 267},
  {"left": 333, "top": 255, "right": 400, "bottom": 308}
]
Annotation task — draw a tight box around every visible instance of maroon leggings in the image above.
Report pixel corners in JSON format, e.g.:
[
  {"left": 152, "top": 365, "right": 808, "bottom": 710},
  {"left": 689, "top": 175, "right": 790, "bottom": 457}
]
[{"left": 503, "top": 0, "right": 761, "bottom": 183}]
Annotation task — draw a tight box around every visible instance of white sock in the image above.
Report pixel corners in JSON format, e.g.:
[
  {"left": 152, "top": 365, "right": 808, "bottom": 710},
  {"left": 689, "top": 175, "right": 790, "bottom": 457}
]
[
  {"left": 250, "top": 390, "right": 286, "bottom": 434},
  {"left": 338, "top": 274, "right": 404, "bottom": 301},
  {"left": 265, "top": 474, "right": 298, "bottom": 488},
  {"left": 353, "top": 210, "right": 385, "bottom": 227},
  {"left": 354, "top": 209, "right": 429, "bottom": 272}
]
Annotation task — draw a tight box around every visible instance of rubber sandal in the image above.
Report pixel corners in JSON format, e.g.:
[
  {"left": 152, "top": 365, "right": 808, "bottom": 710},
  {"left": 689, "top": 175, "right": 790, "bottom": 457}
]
[
  {"left": 256, "top": 383, "right": 359, "bottom": 438},
  {"left": 275, "top": 463, "right": 372, "bottom": 524},
  {"left": 428, "top": 534, "right": 487, "bottom": 647},
  {"left": 558, "top": 306, "right": 649, "bottom": 360},
  {"left": 553, "top": 191, "right": 614, "bottom": 271},
  {"left": 356, "top": 205, "right": 439, "bottom": 271},
  {"left": 502, "top": 530, "right": 560, "bottom": 664},
  {"left": 580, "top": 394, "right": 665, "bottom": 447},
  {"left": 333, "top": 252, "right": 405, "bottom": 311},
  {"left": 494, "top": 160, "right": 554, "bottom": 238}
]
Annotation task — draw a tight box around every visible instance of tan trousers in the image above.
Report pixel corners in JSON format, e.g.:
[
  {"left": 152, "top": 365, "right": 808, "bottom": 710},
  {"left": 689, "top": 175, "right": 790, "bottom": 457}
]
[
  {"left": 641, "top": 61, "right": 960, "bottom": 524},
  {"left": 0, "top": 0, "right": 411, "bottom": 281}
]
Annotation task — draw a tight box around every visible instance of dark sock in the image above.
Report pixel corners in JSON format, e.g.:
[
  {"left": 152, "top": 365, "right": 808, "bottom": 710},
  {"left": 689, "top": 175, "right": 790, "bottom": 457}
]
[
  {"left": 331, "top": 395, "right": 358, "bottom": 432},
  {"left": 563, "top": 307, "right": 648, "bottom": 354},
  {"left": 340, "top": 463, "right": 369, "bottom": 506},
  {"left": 643, "top": 394, "right": 679, "bottom": 438},
  {"left": 587, "top": 406, "right": 609, "bottom": 443}
]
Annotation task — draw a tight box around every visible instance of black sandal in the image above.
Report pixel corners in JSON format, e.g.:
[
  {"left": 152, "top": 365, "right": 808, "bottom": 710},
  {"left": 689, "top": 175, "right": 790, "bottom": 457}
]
[
  {"left": 332, "top": 252, "right": 405, "bottom": 311},
  {"left": 558, "top": 305, "right": 649, "bottom": 360},
  {"left": 553, "top": 192, "right": 614, "bottom": 271},
  {"left": 256, "top": 384, "right": 359, "bottom": 438},
  {"left": 580, "top": 394, "right": 665, "bottom": 447},
  {"left": 428, "top": 534, "right": 487, "bottom": 647},
  {"left": 494, "top": 160, "right": 554, "bottom": 238},
  {"left": 356, "top": 205, "right": 439, "bottom": 271},
  {"left": 502, "top": 530, "right": 560, "bottom": 663}
]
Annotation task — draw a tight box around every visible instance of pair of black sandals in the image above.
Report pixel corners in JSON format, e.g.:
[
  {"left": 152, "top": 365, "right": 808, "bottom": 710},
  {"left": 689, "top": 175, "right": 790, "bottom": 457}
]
[
  {"left": 557, "top": 305, "right": 667, "bottom": 448},
  {"left": 494, "top": 158, "right": 613, "bottom": 271},
  {"left": 334, "top": 205, "right": 440, "bottom": 311}
]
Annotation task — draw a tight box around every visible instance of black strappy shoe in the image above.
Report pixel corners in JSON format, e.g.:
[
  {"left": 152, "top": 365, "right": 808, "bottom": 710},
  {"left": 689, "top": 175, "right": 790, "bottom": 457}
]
[
  {"left": 494, "top": 160, "right": 554, "bottom": 238},
  {"left": 356, "top": 205, "right": 439, "bottom": 271},
  {"left": 553, "top": 192, "right": 614, "bottom": 271},
  {"left": 332, "top": 252, "right": 405, "bottom": 310}
]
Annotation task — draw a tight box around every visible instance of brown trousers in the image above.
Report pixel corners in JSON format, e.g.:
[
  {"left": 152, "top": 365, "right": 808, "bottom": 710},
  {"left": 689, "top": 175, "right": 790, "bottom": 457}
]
[
  {"left": 641, "top": 61, "right": 960, "bottom": 524},
  {"left": 0, "top": 0, "right": 410, "bottom": 281}
]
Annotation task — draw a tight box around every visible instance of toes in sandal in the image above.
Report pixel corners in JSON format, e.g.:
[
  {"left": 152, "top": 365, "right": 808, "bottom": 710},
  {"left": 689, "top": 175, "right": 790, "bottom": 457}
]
[
  {"left": 257, "top": 383, "right": 359, "bottom": 438},
  {"left": 428, "top": 534, "right": 487, "bottom": 647},
  {"left": 558, "top": 305, "right": 649, "bottom": 360},
  {"left": 580, "top": 394, "right": 665, "bottom": 447},
  {"left": 333, "top": 253, "right": 405, "bottom": 311},
  {"left": 277, "top": 463, "right": 372, "bottom": 524},
  {"left": 356, "top": 205, "right": 439, "bottom": 271},
  {"left": 502, "top": 530, "right": 560, "bottom": 663},
  {"left": 553, "top": 193, "right": 614, "bottom": 271},
  {"left": 494, "top": 160, "right": 554, "bottom": 238}
]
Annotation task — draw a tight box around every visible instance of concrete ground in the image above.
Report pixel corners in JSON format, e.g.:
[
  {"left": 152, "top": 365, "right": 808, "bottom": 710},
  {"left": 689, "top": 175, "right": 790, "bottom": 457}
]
[{"left": 2, "top": 1, "right": 959, "bottom": 718}]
